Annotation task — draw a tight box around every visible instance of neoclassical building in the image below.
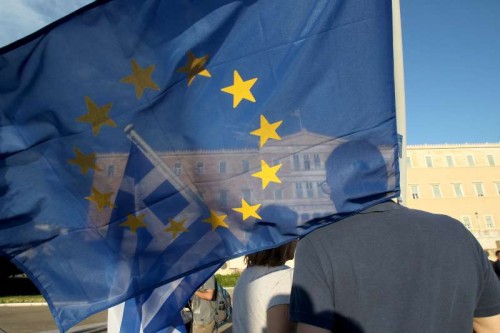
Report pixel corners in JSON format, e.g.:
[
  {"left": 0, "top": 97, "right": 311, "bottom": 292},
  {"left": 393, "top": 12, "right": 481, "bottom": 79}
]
[
  {"left": 221, "top": 142, "right": 500, "bottom": 272},
  {"left": 93, "top": 130, "right": 348, "bottom": 229},
  {"left": 93, "top": 137, "right": 499, "bottom": 272},
  {"left": 93, "top": 130, "right": 399, "bottom": 272},
  {"left": 405, "top": 143, "right": 500, "bottom": 255}
]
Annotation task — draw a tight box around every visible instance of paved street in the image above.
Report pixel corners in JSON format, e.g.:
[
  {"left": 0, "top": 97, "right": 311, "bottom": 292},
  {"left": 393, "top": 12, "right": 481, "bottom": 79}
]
[
  {"left": 0, "top": 305, "right": 107, "bottom": 333},
  {"left": 0, "top": 286, "right": 234, "bottom": 333},
  {"left": 0, "top": 305, "right": 233, "bottom": 333}
]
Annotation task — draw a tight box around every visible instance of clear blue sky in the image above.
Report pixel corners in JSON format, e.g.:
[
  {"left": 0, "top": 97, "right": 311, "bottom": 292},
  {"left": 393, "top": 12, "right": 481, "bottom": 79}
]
[
  {"left": 401, "top": 0, "right": 500, "bottom": 144},
  {"left": 1, "top": 0, "right": 499, "bottom": 145}
]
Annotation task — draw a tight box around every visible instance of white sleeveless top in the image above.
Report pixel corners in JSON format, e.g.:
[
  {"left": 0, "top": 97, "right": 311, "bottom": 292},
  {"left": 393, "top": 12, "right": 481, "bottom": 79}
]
[{"left": 232, "top": 265, "right": 293, "bottom": 333}]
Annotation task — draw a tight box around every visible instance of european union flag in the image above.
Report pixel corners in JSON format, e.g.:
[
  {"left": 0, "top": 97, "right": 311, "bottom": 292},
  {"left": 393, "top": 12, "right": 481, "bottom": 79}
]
[{"left": 0, "top": 0, "right": 399, "bottom": 332}]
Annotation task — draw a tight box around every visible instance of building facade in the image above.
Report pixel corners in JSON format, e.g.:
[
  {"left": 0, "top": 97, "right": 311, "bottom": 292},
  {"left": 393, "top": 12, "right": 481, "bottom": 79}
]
[
  {"left": 92, "top": 130, "right": 348, "bottom": 230},
  {"left": 221, "top": 142, "right": 500, "bottom": 273},
  {"left": 93, "top": 130, "right": 400, "bottom": 273},
  {"left": 93, "top": 140, "right": 499, "bottom": 273},
  {"left": 405, "top": 143, "right": 500, "bottom": 255}
]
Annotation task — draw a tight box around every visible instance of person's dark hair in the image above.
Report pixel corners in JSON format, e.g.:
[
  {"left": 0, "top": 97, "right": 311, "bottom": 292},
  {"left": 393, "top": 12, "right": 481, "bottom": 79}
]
[
  {"left": 495, "top": 250, "right": 500, "bottom": 257},
  {"left": 325, "top": 140, "right": 392, "bottom": 212},
  {"left": 244, "top": 241, "right": 297, "bottom": 267}
]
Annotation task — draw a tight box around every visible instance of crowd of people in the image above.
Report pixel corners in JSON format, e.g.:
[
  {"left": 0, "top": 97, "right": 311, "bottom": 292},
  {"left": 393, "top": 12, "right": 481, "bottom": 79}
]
[{"left": 188, "top": 230, "right": 500, "bottom": 333}]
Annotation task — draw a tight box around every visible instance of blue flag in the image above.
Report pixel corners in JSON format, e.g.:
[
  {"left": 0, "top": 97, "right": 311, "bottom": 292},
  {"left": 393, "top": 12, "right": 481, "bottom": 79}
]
[{"left": 0, "top": 0, "right": 399, "bottom": 332}]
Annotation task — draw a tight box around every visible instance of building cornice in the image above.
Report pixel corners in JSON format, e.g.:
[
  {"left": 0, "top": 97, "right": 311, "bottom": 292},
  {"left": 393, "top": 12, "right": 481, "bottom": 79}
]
[{"left": 407, "top": 143, "right": 500, "bottom": 149}]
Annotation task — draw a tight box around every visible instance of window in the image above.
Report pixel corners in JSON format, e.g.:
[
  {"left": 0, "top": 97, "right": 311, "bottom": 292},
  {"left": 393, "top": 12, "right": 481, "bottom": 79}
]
[
  {"left": 485, "top": 216, "right": 495, "bottom": 229},
  {"left": 467, "top": 155, "right": 475, "bottom": 166},
  {"left": 242, "top": 189, "right": 251, "bottom": 202},
  {"left": 410, "top": 185, "right": 420, "bottom": 199},
  {"left": 473, "top": 182, "right": 485, "bottom": 197},
  {"left": 274, "top": 188, "right": 283, "bottom": 200},
  {"left": 303, "top": 154, "right": 311, "bottom": 170},
  {"left": 295, "top": 182, "right": 303, "bottom": 199},
  {"left": 219, "top": 190, "right": 228, "bottom": 207},
  {"left": 174, "top": 161, "right": 182, "bottom": 176},
  {"left": 306, "top": 182, "right": 314, "bottom": 198},
  {"left": 453, "top": 183, "right": 463, "bottom": 197},
  {"left": 293, "top": 154, "right": 300, "bottom": 170},
  {"left": 242, "top": 160, "right": 249, "bottom": 172},
  {"left": 445, "top": 156, "right": 454, "bottom": 167},
  {"left": 461, "top": 216, "right": 472, "bottom": 229},
  {"left": 198, "top": 189, "right": 205, "bottom": 200},
  {"left": 107, "top": 165, "right": 115, "bottom": 177},
  {"left": 317, "top": 182, "right": 328, "bottom": 197},
  {"left": 220, "top": 161, "right": 227, "bottom": 174},
  {"left": 313, "top": 154, "right": 321, "bottom": 169},
  {"left": 196, "top": 161, "right": 205, "bottom": 175},
  {"left": 425, "top": 156, "right": 433, "bottom": 168},
  {"left": 431, "top": 184, "right": 441, "bottom": 198},
  {"left": 487, "top": 154, "right": 495, "bottom": 166},
  {"left": 406, "top": 156, "right": 412, "bottom": 168}
]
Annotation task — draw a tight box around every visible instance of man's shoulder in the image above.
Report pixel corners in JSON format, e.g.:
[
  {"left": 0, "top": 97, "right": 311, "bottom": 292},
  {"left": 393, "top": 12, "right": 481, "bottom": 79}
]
[
  {"left": 362, "top": 201, "right": 462, "bottom": 225},
  {"left": 305, "top": 201, "right": 467, "bottom": 244}
]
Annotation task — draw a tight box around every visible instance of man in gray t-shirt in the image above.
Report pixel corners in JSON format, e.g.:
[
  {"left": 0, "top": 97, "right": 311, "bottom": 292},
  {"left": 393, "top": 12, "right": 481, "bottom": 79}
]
[
  {"left": 191, "top": 275, "right": 217, "bottom": 333},
  {"left": 290, "top": 202, "right": 500, "bottom": 332},
  {"left": 290, "top": 140, "right": 500, "bottom": 332}
]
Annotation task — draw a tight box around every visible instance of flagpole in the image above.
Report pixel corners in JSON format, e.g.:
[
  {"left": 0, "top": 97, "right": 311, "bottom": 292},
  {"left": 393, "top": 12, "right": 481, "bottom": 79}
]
[
  {"left": 124, "top": 124, "right": 203, "bottom": 204},
  {"left": 392, "top": 0, "right": 407, "bottom": 206}
]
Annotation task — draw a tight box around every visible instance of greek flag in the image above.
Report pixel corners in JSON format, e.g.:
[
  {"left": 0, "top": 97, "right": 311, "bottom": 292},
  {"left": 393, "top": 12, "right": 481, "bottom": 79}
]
[{"left": 105, "top": 138, "right": 223, "bottom": 333}]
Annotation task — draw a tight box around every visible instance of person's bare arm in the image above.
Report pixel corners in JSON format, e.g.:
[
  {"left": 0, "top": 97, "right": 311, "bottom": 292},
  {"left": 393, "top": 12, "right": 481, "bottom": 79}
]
[
  {"left": 473, "top": 314, "right": 500, "bottom": 333},
  {"left": 194, "top": 289, "right": 214, "bottom": 301},
  {"left": 297, "top": 322, "right": 330, "bottom": 333},
  {"left": 267, "top": 304, "right": 297, "bottom": 333}
]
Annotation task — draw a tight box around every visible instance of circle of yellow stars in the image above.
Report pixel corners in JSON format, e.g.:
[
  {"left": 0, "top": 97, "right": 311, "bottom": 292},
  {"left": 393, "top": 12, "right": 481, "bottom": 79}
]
[{"left": 71, "top": 50, "right": 285, "bottom": 236}]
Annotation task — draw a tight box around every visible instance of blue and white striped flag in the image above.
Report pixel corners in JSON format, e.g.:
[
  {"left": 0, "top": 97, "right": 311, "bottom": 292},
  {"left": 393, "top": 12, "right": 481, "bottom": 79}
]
[
  {"left": 108, "top": 266, "right": 219, "bottom": 333},
  {"left": 105, "top": 138, "right": 223, "bottom": 333}
]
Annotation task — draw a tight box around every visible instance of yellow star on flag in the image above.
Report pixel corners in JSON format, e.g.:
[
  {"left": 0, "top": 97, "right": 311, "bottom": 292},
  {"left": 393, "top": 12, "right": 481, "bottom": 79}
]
[
  {"left": 176, "top": 51, "right": 212, "bottom": 86},
  {"left": 252, "top": 160, "right": 282, "bottom": 189},
  {"left": 68, "top": 147, "right": 102, "bottom": 175},
  {"left": 165, "top": 218, "right": 188, "bottom": 238},
  {"left": 77, "top": 96, "right": 116, "bottom": 136},
  {"left": 232, "top": 199, "right": 262, "bottom": 221},
  {"left": 85, "top": 187, "right": 115, "bottom": 211},
  {"left": 250, "top": 115, "right": 283, "bottom": 147},
  {"left": 121, "top": 59, "right": 160, "bottom": 99},
  {"left": 203, "top": 209, "right": 229, "bottom": 230},
  {"left": 221, "top": 70, "right": 257, "bottom": 108},
  {"left": 120, "top": 213, "right": 147, "bottom": 233}
]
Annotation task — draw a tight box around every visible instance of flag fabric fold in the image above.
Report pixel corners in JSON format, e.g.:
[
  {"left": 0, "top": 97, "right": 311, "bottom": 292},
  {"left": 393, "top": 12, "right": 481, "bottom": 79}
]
[{"left": 0, "top": 0, "right": 398, "bottom": 332}]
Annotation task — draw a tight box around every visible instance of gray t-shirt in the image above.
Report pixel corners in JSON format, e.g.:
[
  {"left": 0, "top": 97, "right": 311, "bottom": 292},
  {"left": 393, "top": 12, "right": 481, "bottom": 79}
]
[
  {"left": 290, "top": 201, "right": 500, "bottom": 332},
  {"left": 191, "top": 275, "right": 216, "bottom": 324}
]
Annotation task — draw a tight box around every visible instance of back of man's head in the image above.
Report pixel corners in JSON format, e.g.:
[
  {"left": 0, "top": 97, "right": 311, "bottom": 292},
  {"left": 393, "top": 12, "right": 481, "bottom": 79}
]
[{"left": 325, "top": 140, "right": 392, "bottom": 213}]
